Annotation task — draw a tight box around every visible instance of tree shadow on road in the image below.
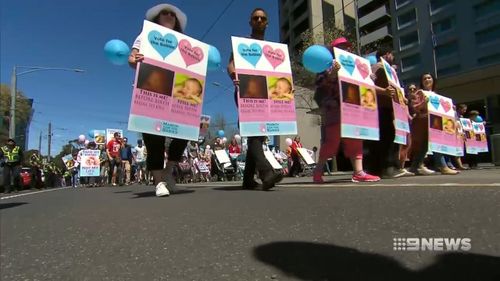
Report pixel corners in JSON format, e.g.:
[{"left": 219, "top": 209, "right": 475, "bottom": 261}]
[
  {"left": 0, "top": 202, "right": 28, "bottom": 210},
  {"left": 131, "top": 189, "right": 194, "bottom": 198},
  {"left": 213, "top": 186, "right": 246, "bottom": 191},
  {"left": 253, "top": 241, "right": 500, "bottom": 281},
  {"left": 278, "top": 178, "right": 353, "bottom": 186}
]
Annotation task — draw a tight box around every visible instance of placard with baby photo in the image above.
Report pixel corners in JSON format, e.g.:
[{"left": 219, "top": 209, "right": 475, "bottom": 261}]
[
  {"left": 93, "top": 130, "right": 106, "bottom": 145},
  {"left": 332, "top": 48, "right": 379, "bottom": 141},
  {"left": 79, "top": 149, "right": 100, "bottom": 177},
  {"left": 62, "top": 154, "right": 75, "bottom": 170},
  {"left": 231, "top": 36, "right": 297, "bottom": 136},
  {"left": 472, "top": 121, "right": 489, "bottom": 153},
  {"left": 460, "top": 118, "right": 478, "bottom": 154},
  {"left": 425, "top": 91, "right": 461, "bottom": 156},
  {"left": 380, "top": 58, "right": 410, "bottom": 145},
  {"left": 106, "top": 129, "right": 123, "bottom": 144},
  {"left": 199, "top": 114, "right": 210, "bottom": 137},
  {"left": 128, "top": 20, "right": 209, "bottom": 141}
]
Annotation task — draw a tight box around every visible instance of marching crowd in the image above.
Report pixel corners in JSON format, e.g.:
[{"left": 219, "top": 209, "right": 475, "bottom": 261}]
[{"left": 1, "top": 4, "right": 490, "bottom": 195}]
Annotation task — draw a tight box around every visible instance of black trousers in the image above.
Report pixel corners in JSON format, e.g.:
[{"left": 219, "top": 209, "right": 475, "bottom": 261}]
[
  {"left": 143, "top": 133, "right": 188, "bottom": 170},
  {"left": 3, "top": 164, "right": 21, "bottom": 192},
  {"left": 365, "top": 107, "right": 398, "bottom": 176},
  {"left": 243, "top": 136, "right": 273, "bottom": 183},
  {"left": 289, "top": 153, "right": 302, "bottom": 176}
]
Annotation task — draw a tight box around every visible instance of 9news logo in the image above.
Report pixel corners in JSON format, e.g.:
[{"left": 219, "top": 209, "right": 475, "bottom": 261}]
[{"left": 393, "top": 238, "right": 471, "bottom": 251}]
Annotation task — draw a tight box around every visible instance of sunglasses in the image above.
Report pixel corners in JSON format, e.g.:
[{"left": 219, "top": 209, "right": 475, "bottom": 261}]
[
  {"left": 252, "top": 16, "right": 267, "bottom": 22},
  {"left": 160, "top": 10, "right": 176, "bottom": 17}
]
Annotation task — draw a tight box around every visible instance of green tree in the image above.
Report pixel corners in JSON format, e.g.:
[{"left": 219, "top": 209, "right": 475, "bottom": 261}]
[
  {"left": 0, "top": 84, "right": 33, "bottom": 144},
  {"left": 291, "top": 19, "right": 358, "bottom": 90},
  {"left": 207, "top": 113, "right": 238, "bottom": 144}
]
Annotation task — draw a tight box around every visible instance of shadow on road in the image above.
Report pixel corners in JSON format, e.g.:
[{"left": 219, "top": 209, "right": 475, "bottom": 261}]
[
  {"left": 0, "top": 202, "right": 28, "bottom": 210},
  {"left": 213, "top": 186, "right": 245, "bottom": 191},
  {"left": 253, "top": 241, "right": 500, "bottom": 281},
  {"left": 113, "top": 191, "right": 132, "bottom": 194},
  {"left": 132, "top": 189, "right": 195, "bottom": 198},
  {"left": 278, "top": 178, "right": 353, "bottom": 185}
]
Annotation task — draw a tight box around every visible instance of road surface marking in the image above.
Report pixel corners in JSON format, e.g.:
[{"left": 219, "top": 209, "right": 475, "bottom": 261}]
[{"left": 1, "top": 187, "right": 71, "bottom": 200}]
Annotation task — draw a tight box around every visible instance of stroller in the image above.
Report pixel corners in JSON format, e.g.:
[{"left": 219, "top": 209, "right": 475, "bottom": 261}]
[
  {"left": 193, "top": 157, "right": 211, "bottom": 182},
  {"left": 296, "top": 147, "right": 316, "bottom": 176},
  {"left": 175, "top": 156, "right": 194, "bottom": 183},
  {"left": 211, "top": 150, "right": 238, "bottom": 181}
]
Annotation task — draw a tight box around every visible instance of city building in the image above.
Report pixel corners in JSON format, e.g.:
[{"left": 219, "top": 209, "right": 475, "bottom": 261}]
[
  {"left": 357, "top": 0, "right": 392, "bottom": 52},
  {"left": 391, "top": 0, "right": 500, "bottom": 143}
]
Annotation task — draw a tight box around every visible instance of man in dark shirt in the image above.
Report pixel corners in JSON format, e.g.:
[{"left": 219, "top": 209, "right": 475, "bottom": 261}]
[{"left": 227, "top": 8, "right": 283, "bottom": 190}]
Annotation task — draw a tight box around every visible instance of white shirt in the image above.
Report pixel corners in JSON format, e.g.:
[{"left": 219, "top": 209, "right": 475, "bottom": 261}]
[
  {"left": 134, "top": 145, "right": 146, "bottom": 162},
  {"left": 132, "top": 35, "right": 141, "bottom": 50}
]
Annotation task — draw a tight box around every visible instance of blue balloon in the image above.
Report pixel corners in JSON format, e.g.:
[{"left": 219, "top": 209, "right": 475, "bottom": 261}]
[
  {"left": 104, "top": 39, "right": 130, "bottom": 66},
  {"left": 302, "top": 45, "right": 333, "bottom": 73},
  {"left": 475, "top": 116, "right": 484, "bottom": 123},
  {"left": 365, "top": 55, "right": 377, "bottom": 65},
  {"left": 207, "top": 45, "right": 221, "bottom": 71},
  {"left": 217, "top": 130, "right": 225, "bottom": 138}
]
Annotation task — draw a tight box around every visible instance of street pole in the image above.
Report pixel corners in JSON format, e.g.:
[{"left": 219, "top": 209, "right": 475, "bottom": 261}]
[
  {"left": 429, "top": 3, "right": 438, "bottom": 79},
  {"left": 9, "top": 67, "right": 17, "bottom": 139},
  {"left": 48, "top": 122, "right": 52, "bottom": 162},
  {"left": 39, "top": 131, "right": 42, "bottom": 154},
  {"left": 8, "top": 65, "right": 84, "bottom": 141}
]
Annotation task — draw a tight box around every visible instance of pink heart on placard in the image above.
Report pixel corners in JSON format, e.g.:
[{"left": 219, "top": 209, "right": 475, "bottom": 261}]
[
  {"left": 178, "top": 39, "right": 204, "bottom": 67},
  {"left": 440, "top": 98, "right": 451, "bottom": 112},
  {"left": 263, "top": 45, "right": 285, "bottom": 69},
  {"left": 355, "top": 58, "right": 369, "bottom": 79},
  {"left": 479, "top": 124, "right": 484, "bottom": 130}
]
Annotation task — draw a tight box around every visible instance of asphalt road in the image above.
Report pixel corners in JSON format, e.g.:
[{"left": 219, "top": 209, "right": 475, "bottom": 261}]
[{"left": 1, "top": 168, "right": 500, "bottom": 281}]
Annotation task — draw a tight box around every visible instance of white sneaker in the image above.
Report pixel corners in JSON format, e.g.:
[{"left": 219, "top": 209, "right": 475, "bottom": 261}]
[{"left": 155, "top": 182, "right": 170, "bottom": 197}]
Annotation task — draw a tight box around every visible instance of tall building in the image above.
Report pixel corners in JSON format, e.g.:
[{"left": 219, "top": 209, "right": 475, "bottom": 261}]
[
  {"left": 279, "top": 0, "right": 356, "bottom": 54},
  {"left": 390, "top": 0, "right": 500, "bottom": 134},
  {"left": 357, "top": 0, "right": 392, "bottom": 51}
]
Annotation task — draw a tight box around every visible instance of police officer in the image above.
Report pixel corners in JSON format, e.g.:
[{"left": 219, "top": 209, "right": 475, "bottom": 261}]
[
  {"left": 29, "top": 151, "right": 43, "bottom": 189},
  {"left": 0, "top": 138, "right": 24, "bottom": 193}
]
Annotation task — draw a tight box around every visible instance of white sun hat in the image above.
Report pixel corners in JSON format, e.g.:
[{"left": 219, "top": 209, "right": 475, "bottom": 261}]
[{"left": 146, "top": 3, "right": 187, "bottom": 32}]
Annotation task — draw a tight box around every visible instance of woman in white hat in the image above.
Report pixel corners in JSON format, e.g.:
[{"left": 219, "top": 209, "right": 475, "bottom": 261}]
[{"left": 128, "top": 4, "right": 189, "bottom": 195}]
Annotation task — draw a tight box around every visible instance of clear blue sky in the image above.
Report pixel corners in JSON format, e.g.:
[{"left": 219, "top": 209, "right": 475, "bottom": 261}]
[{"left": 1, "top": 0, "right": 279, "bottom": 154}]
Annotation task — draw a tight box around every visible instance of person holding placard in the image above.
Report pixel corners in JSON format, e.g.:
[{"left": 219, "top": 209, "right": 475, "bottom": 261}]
[
  {"left": 312, "top": 38, "right": 380, "bottom": 183},
  {"left": 408, "top": 83, "right": 436, "bottom": 175},
  {"left": 420, "top": 73, "right": 458, "bottom": 175},
  {"left": 227, "top": 8, "right": 283, "bottom": 190},
  {"left": 365, "top": 46, "right": 400, "bottom": 178},
  {"left": 128, "top": 3, "right": 190, "bottom": 194}
]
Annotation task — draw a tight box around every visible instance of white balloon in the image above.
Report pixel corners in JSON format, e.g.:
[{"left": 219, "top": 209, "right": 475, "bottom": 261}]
[
  {"left": 234, "top": 134, "right": 241, "bottom": 142},
  {"left": 78, "top": 134, "right": 86, "bottom": 142},
  {"left": 84, "top": 140, "right": 90, "bottom": 145},
  {"left": 222, "top": 137, "right": 227, "bottom": 144},
  {"left": 285, "top": 138, "right": 293, "bottom": 146}
]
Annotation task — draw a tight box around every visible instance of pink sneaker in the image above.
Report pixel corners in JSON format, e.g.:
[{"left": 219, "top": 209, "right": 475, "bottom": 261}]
[
  {"left": 352, "top": 171, "right": 380, "bottom": 182},
  {"left": 313, "top": 170, "right": 324, "bottom": 183}
]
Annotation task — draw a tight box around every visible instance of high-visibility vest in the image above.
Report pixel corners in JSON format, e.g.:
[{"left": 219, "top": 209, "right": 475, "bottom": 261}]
[{"left": 1, "top": 146, "right": 21, "bottom": 163}]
